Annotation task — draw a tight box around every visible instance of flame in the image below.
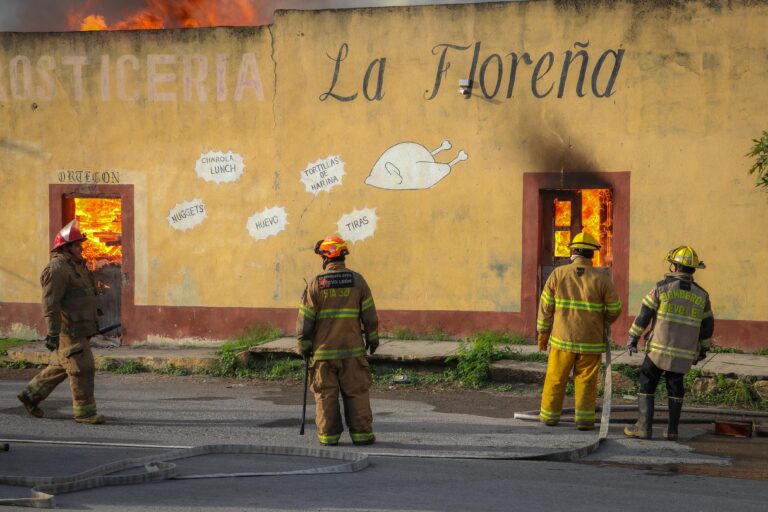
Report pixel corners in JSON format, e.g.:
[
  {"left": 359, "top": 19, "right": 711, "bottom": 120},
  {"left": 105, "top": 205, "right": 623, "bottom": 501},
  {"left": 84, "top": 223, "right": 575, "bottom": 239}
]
[
  {"left": 74, "top": 198, "right": 122, "bottom": 270},
  {"left": 580, "top": 189, "right": 613, "bottom": 267},
  {"left": 551, "top": 190, "right": 613, "bottom": 265},
  {"left": 70, "top": 0, "right": 264, "bottom": 31}
]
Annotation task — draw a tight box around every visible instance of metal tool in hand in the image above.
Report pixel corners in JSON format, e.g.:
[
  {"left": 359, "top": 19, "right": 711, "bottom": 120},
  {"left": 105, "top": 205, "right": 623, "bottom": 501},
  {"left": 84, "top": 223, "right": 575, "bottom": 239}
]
[{"left": 299, "top": 357, "right": 309, "bottom": 435}]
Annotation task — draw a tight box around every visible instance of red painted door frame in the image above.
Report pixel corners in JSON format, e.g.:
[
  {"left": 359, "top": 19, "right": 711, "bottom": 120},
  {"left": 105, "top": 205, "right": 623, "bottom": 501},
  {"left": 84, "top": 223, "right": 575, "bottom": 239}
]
[
  {"left": 49, "top": 184, "right": 135, "bottom": 341},
  {"left": 521, "top": 172, "right": 631, "bottom": 338}
]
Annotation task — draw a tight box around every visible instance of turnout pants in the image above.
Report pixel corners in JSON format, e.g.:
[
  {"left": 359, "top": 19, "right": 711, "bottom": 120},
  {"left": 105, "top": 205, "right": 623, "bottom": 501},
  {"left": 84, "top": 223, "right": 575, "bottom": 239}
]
[
  {"left": 310, "top": 357, "right": 374, "bottom": 445},
  {"left": 25, "top": 334, "right": 99, "bottom": 418},
  {"left": 639, "top": 355, "right": 685, "bottom": 398},
  {"left": 540, "top": 347, "right": 602, "bottom": 427}
]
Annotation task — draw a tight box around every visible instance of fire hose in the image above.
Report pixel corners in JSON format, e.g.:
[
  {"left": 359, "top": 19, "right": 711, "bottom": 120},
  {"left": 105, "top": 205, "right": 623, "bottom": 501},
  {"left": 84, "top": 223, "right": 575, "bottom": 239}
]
[
  {"left": 3, "top": 339, "right": 766, "bottom": 508},
  {"left": 0, "top": 444, "right": 369, "bottom": 508}
]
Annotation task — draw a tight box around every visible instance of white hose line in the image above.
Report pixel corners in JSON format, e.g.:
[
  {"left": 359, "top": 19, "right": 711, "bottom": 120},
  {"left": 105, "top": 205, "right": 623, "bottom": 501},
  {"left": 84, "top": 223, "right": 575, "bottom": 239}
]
[{"left": 0, "top": 444, "right": 369, "bottom": 509}]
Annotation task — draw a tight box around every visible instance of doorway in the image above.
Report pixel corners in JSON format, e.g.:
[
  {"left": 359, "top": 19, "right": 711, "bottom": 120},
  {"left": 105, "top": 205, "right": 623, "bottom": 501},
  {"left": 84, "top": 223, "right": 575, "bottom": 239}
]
[
  {"left": 63, "top": 196, "right": 122, "bottom": 340},
  {"left": 50, "top": 184, "right": 134, "bottom": 344},
  {"left": 539, "top": 188, "right": 613, "bottom": 295}
]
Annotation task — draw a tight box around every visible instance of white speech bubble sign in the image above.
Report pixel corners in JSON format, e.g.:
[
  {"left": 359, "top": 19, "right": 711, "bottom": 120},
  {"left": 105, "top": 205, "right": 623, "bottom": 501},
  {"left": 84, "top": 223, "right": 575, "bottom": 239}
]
[
  {"left": 195, "top": 150, "right": 245, "bottom": 184},
  {"left": 167, "top": 198, "right": 207, "bottom": 232},
  {"left": 246, "top": 206, "right": 288, "bottom": 241},
  {"left": 336, "top": 208, "right": 377, "bottom": 244},
  {"left": 300, "top": 155, "right": 345, "bottom": 195}
]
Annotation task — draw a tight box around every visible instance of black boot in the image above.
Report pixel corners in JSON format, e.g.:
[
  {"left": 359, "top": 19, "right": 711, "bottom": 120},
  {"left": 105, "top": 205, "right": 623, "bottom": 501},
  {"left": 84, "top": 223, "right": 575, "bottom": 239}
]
[
  {"left": 624, "top": 393, "right": 654, "bottom": 439},
  {"left": 663, "top": 397, "right": 683, "bottom": 441}
]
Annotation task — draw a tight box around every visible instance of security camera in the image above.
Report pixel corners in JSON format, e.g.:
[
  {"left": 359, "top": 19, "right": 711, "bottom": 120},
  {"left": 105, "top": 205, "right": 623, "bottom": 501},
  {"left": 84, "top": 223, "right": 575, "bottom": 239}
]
[{"left": 458, "top": 79, "right": 473, "bottom": 98}]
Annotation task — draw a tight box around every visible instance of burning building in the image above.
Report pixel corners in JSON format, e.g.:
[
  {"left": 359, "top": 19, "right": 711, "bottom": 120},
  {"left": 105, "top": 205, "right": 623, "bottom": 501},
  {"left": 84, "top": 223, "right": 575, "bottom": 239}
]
[{"left": 1, "top": 1, "right": 767, "bottom": 350}]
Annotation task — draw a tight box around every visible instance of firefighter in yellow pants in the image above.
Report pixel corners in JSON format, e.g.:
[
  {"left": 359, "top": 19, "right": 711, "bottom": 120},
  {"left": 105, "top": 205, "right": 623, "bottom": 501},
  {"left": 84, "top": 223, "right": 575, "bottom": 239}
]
[
  {"left": 297, "top": 235, "right": 379, "bottom": 446},
  {"left": 537, "top": 231, "right": 622, "bottom": 430}
]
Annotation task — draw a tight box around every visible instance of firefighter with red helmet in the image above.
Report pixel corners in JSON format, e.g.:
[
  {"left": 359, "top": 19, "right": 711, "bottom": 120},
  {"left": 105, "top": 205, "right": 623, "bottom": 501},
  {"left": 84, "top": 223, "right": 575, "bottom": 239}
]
[
  {"left": 296, "top": 235, "right": 379, "bottom": 446},
  {"left": 17, "top": 220, "right": 106, "bottom": 425},
  {"left": 624, "top": 246, "right": 714, "bottom": 441},
  {"left": 537, "top": 231, "right": 622, "bottom": 430}
]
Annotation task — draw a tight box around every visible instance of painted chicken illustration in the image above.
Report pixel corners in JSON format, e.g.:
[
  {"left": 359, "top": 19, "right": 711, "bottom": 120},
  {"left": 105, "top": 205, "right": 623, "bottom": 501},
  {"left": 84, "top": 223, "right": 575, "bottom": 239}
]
[{"left": 365, "top": 139, "right": 468, "bottom": 190}]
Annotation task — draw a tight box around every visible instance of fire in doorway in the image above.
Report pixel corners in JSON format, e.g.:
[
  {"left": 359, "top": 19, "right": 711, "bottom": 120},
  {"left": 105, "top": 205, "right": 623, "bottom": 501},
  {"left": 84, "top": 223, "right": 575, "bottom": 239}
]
[
  {"left": 63, "top": 196, "right": 122, "bottom": 340},
  {"left": 552, "top": 189, "right": 613, "bottom": 266},
  {"left": 540, "top": 188, "right": 613, "bottom": 293}
]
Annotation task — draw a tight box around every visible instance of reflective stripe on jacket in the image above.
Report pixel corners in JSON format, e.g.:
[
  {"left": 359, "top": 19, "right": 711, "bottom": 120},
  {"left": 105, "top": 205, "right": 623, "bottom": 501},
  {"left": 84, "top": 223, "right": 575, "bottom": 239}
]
[
  {"left": 41, "top": 252, "right": 99, "bottom": 338},
  {"left": 629, "top": 272, "right": 713, "bottom": 374},
  {"left": 296, "top": 262, "right": 379, "bottom": 360},
  {"left": 537, "top": 256, "right": 622, "bottom": 354}
]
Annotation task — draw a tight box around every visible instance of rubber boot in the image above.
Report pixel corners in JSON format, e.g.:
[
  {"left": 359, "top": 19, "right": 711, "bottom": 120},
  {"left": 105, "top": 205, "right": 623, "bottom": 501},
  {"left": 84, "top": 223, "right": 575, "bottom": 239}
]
[
  {"left": 663, "top": 397, "right": 683, "bottom": 441},
  {"left": 17, "top": 391, "right": 44, "bottom": 418},
  {"left": 624, "top": 393, "right": 654, "bottom": 439}
]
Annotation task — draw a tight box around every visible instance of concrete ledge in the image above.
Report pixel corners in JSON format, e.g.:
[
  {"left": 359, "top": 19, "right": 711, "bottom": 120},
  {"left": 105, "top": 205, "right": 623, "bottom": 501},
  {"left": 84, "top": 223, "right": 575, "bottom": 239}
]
[
  {"left": 7, "top": 343, "right": 220, "bottom": 371},
  {"left": 489, "top": 360, "right": 547, "bottom": 384}
]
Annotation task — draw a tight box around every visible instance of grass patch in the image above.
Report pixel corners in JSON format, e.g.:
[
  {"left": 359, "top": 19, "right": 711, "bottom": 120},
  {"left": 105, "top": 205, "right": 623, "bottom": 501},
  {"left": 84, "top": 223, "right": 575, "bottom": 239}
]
[
  {"left": 445, "top": 331, "right": 526, "bottom": 388},
  {"left": 0, "top": 338, "right": 34, "bottom": 356},
  {"left": 708, "top": 345, "right": 744, "bottom": 354},
  {"left": 390, "top": 327, "right": 418, "bottom": 340},
  {"left": 217, "top": 324, "right": 282, "bottom": 373},
  {"left": 97, "top": 358, "right": 150, "bottom": 374},
  {"left": 754, "top": 348, "right": 768, "bottom": 356}
]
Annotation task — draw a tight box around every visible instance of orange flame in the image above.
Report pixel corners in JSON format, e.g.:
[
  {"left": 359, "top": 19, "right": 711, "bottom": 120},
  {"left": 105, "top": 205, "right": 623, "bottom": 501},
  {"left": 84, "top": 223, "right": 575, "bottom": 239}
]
[
  {"left": 71, "top": 0, "right": 264, "bottom": 31},
  {"left": 74, "top": 198, "right": 122, "bottom": 270},
  {"left": 581, "top": 189, "right": 613, "bottom": 267}
]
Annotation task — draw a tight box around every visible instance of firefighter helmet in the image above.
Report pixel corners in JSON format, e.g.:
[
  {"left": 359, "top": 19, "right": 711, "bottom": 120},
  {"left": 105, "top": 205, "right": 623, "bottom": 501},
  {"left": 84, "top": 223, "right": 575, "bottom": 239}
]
[
  {"left": 568, "top": 231, "right": 601, "bottom": 251},
  {"left": 52, "top": 219, "right": 87, "bottom": 251},
  {"left": 314, "top": 235, "right": 349, "bottom": 259},
  {"left": 667, "top": 246, "right": 705, "bottom": 269}
]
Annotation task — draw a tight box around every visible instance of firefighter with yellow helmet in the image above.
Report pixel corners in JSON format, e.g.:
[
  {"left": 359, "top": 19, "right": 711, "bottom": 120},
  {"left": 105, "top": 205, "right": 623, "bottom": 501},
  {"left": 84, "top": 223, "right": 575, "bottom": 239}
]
[
  {"left": 296, "top": 235, "right": 379, "bottom": 446},
  {"left": 17, "top": 220, "right": 106, "bottom": 425},
  {"left": 537, "top": 231, "right": 622, "bottom": 430},
  {"left": 624, "top": 246, "right": 714, "bottom": 440}
]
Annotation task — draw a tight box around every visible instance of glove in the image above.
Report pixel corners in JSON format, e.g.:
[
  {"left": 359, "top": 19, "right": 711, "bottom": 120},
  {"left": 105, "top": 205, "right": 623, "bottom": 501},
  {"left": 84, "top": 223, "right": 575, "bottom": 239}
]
[
  {"left": 44, "top": 334, "right": 60, "bottom": 352},
  {"left": 627, "top": 335, "right": 639, "bottom": 356},
  {"left": 537, "top": 333, "right": 549, "bottom": 352},
  {"left": 366, "top": 339, "right": 379, "bottom": 355},
  {"left": 298, "top": 339, "right": 313, "bottom": 359}
]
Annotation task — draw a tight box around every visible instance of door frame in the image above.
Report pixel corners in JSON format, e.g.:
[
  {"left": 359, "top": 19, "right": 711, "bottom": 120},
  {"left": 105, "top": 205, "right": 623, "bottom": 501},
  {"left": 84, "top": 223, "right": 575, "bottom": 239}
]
[
  {"left": 49, "top": 184, "right": 134, "bottom": 340},
  {"left": 521, "top": 172, "right": 630, "bottom": 336}
]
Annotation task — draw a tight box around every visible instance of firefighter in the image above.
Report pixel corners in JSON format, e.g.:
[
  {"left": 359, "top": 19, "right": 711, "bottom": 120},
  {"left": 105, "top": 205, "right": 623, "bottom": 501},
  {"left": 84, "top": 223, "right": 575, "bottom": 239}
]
[
  {"left": 624, "top": 246, "right": 714, "bottom": 441},
  {"left": 537, "top": 231, "right": 622, "bottom": 430},
  {"left": 17, "top": 220, "right": 106, "bottom": 425},
  {"left": 296, "top": 235, "right": 379, "bottom": 446}
]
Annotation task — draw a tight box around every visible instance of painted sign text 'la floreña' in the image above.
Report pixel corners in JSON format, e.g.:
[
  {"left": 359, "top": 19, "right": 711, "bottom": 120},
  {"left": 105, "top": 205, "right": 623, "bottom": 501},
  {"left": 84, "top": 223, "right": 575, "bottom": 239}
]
[{"left": 320, "top": 41, "right": 625, "bottom": 102}]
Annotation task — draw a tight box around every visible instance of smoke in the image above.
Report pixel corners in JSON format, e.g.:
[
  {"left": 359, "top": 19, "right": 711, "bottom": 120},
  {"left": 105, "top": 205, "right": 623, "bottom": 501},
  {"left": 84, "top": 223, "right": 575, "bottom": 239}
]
[{"left": 1, "top": 0, "right": 511, "bottom": 32}]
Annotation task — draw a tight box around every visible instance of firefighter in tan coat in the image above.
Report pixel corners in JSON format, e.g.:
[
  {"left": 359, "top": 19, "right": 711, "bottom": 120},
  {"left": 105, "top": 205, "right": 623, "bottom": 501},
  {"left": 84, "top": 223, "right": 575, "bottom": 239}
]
[
  {"left": 297, "top": 235, "right": 379, "bottom": 446},
  {"left": 624, "top": 246, "right": 714, "bottom": 441},
  {"left": 17, "top": 220, "right": 106, "bottom": 425},
  {"left": 537, "top": 231, "right": 622, "bottom": 430}
]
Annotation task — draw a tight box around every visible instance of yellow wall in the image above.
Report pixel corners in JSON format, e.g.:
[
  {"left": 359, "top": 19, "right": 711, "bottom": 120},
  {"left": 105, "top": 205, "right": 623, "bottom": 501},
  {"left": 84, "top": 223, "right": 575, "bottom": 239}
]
[{"left": 1, "top": 1, "right": 768, "bottom": 326}]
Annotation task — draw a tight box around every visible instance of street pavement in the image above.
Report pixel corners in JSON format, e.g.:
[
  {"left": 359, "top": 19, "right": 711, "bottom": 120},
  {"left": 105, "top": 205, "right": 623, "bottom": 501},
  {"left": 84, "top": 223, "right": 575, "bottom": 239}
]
[
  {"left": 7, "top": 337, "right": 768, "bottom": 381},
  {"left": 0, "top": 371, "right": 766, "bottom": 511}
]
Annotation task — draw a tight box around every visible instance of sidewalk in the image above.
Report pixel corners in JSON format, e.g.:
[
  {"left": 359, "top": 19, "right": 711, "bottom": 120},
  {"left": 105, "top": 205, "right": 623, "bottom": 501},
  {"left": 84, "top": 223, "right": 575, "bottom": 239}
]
[{"left": 6, "top": 338, "right": 768, "bottom": 382}]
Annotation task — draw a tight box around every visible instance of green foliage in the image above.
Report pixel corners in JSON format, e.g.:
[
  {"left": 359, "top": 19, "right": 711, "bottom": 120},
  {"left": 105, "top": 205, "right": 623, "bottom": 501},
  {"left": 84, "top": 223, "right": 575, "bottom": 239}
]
[
  {"left": 708, "top": 345, "right": 743, "bottom": 354},
  {"left": 97, "top": 358, "right": 149, "bottom": 374},
  {"left": 565, "top": 381, "right": 575, "bottom": 396},
  {"left": 391, "top": 327, "right": 418, "bottom": 340},
  {"left": 684, "top": 370, "right": 762, "bottom": 408},
  {"left": 263, "top": 358, "right": 304, "bottom": 380},
  {"left": 217, "top": 324, "right": 282, "bottom": 372},
  {"left": 155, "top": 363, "right": 192, "bottom": 376},
  {"left": 446, "top": 331, "right": 513, "bottom": 388},
  {"left": 747, "top": 130, "right": 768, "bottom": 192},
  {"left": 423, "top": 326, "right": 451, "bottom": 341},
  {"left": 613, "top": 363, "right": 641, "bottom": 382},
  {"left": 755, "top": 348, "right": 768, "bottom": 356},
  {"left": 0, "top": 359, "right": 39, "bottom": 369},
  {"left": 0, "top": 338, "right": 34, "bottom": 356}
]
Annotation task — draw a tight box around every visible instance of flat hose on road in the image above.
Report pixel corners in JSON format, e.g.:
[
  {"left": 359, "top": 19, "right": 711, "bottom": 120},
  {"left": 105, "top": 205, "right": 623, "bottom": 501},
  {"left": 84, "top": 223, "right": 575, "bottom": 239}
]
[{"left": 0, "top": 444, "right": 368, "bottom": 508}]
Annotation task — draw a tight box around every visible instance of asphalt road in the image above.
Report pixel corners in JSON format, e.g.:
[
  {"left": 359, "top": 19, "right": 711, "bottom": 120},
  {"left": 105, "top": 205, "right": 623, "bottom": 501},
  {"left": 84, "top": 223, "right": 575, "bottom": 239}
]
[{"left": 1, "top": 371, "right": 767, "bottom": 511}]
